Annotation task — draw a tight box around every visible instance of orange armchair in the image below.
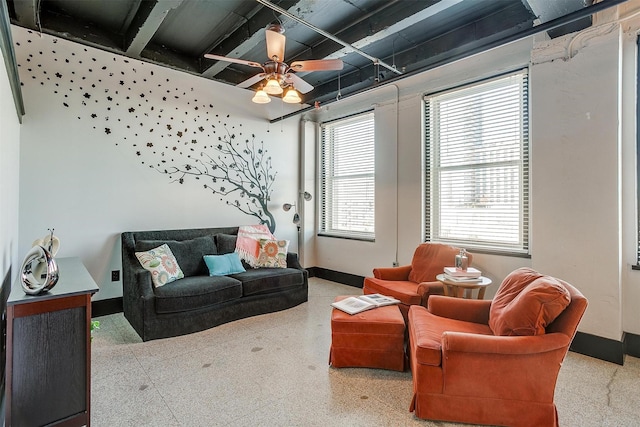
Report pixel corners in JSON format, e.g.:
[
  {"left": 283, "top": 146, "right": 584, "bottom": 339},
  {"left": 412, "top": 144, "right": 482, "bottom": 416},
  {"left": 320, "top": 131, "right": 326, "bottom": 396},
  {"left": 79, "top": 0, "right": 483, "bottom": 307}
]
[
  {"left": 407, "top": 267, "right": 588, "bottom": 427},
  {"left": 363, "top": 243, "right": 471, "bottom": 320}
]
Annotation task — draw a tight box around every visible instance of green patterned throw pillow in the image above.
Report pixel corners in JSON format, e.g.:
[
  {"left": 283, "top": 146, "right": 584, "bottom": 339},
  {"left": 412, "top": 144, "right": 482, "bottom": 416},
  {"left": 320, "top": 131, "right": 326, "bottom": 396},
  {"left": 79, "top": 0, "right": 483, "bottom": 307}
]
[{"left": 135, "top": 243, "right": 184, "bottom": 287}]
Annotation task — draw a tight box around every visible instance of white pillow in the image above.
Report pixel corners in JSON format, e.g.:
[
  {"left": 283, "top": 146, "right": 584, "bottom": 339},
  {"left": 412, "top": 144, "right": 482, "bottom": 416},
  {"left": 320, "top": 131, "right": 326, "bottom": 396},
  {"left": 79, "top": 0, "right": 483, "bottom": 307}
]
[{"left": 135, "top": 243, "right": 184, "bottom": 287}]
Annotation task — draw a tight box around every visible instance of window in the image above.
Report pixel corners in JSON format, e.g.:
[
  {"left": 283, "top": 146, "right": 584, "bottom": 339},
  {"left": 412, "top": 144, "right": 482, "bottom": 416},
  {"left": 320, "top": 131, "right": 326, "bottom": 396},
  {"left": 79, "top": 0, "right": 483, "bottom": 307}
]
[
  {"left": 424, "top": 71, "right": 529, "bottom": 254},
  {"left": 320, "top": 112, "right": 375, "bottom": 240}
]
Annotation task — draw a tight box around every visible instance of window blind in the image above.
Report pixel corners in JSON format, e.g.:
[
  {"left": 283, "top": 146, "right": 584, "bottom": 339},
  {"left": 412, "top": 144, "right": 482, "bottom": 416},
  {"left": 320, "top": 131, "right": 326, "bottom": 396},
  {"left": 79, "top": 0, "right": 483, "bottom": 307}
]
[
  {"left": 320, "top": 112, "right": 375, "bottom": 239},
  {"left": 425, "top": 71, "right": 529, "bottom": 253}
]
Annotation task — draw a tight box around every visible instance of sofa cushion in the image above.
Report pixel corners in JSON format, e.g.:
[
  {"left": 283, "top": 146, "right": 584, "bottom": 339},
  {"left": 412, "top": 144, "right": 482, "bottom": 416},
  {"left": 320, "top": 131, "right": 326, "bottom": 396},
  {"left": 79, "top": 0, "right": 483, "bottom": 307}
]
[
  {"left": 135, "top": 235, "right": 216, "bottom": 277},
  {"left": 489, "top": 277, "right": 571, "bottom": 336},
  {"left": 153, "top": 275, "right": 242, "bottom": 314},
  {"left": 254, "top": 239, "right": 289, "bottom": 268},
  {"left": 135, "top": 243, "right": 184, "bottom": 288},
  {"left": 215, "top": 233, "right": 237, "bottom": 254},
  {"left": 204, "top": 253, "right": 246, "bottom": 276},
  {"left": 231, "top": 268, "right": 303, "bottom": 297}
]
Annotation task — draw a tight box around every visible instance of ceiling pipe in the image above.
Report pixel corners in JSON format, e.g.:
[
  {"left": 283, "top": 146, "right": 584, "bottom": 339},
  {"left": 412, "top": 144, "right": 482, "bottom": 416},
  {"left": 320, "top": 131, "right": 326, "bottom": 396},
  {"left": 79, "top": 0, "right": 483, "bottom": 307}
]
[
  {"left": 269, "top": 0, "right": 628, "bottom": 123},
  {"left": 255, "top": 0, "right": 402, "bottom": 76}
]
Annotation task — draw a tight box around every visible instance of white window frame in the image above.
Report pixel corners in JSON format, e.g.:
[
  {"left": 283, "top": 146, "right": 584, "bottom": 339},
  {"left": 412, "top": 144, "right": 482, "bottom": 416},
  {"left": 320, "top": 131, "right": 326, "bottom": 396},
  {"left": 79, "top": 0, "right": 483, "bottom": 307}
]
[
  {"left": 319, "top": 112, "right": 375, "bottom": 240},
  {"left": 424, "top": 70, "right": 529, "bottom": 255}
]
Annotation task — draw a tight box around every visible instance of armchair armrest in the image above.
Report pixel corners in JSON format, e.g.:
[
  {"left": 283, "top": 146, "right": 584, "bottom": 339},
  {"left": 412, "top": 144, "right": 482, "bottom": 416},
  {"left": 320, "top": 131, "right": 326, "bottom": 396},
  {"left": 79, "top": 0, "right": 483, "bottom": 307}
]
[
  {"left": 416, "top": 281, "right": 445, "bottom": 306},
  {"left": 373, "top": 265, "right": 412, "bottom": 280},
  {"left": 428, "top": 295, "right": 491, "bottom": 324},
  {"left": 440, "top": 332, "right": 571, "bottom": 400},
  {"left": 442, "top": 331, "right": 570, "bottom": 356}
]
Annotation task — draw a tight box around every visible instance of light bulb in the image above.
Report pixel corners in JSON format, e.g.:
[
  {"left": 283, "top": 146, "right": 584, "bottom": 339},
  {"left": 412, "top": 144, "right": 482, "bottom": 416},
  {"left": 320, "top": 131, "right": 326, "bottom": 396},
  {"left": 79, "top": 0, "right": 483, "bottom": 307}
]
[
  {"left": 252, "top": 89, "right": 271, "bottom": 104},
  {"left": 282, "top": 87, "right": 301, "bottom": 103},
  {"left": 264, "top": 78, "right": 283, "bottom": 95}
]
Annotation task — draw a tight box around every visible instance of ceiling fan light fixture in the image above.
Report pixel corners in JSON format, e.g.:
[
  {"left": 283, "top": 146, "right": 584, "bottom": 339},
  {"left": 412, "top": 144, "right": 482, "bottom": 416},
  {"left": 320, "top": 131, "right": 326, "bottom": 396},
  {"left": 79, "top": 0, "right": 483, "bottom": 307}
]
[
  {"left": 264, "top": 78, "right": 283, "bottom": 95},
  {"left": 252, "top": 88, "right": 271, "bottom": 104},
  {"left": 282, "top": 87, "right": 301, "bottom": 104}
]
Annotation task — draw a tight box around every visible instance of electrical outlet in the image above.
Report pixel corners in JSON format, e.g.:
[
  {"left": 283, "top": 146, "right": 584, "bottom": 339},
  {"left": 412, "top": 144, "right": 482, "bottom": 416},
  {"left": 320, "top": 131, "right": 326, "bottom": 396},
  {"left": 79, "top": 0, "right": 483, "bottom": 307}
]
[{"left": 111, "top": 270, "right": 120, "bottom": 282}]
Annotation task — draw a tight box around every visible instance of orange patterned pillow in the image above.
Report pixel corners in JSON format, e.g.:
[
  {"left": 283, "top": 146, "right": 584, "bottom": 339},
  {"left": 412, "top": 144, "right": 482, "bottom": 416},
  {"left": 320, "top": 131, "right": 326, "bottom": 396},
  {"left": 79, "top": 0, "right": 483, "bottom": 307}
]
[
  {"left": 489, "top": 274, "right": 571, "bottom": 336},
  {"left": 254, "top": 239, "right": 289, "bottom": 268}
]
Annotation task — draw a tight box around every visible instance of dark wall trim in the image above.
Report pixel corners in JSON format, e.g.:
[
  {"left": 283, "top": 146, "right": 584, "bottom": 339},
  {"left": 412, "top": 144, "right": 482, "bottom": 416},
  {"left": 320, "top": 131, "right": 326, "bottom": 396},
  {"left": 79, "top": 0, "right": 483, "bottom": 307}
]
[
  {"left": 92, "top": 297, "right": 123, "bottom": 318},
  {"left": 571, "top": 332, "right": 640, "bottom": 365},
  {"left": 308, "top": 267, "right": 364, "bottom": 289},
  {"left": 624, "top": 332, "right": 640, "bottom": 359},
  {"left": 571, "top": 331, "right": 624, "bottom": 365}
]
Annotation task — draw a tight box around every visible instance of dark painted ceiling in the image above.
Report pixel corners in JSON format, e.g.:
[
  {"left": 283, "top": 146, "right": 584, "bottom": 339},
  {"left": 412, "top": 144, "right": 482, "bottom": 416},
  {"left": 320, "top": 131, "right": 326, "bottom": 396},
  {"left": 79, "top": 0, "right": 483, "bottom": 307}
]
[{"left": 6, "top": 0, "right": 621, "bottom": 107}]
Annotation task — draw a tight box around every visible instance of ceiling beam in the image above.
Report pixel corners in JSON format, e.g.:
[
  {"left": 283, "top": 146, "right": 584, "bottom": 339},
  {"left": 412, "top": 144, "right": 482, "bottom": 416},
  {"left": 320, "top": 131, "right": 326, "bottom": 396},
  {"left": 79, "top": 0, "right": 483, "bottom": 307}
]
[
  {"left": 522, "top": 0, "right": 592, "bottom": 38},
  {"left": 317, "top": 0, "right": 464, "bottom": 63},
  {"left": 307, "top": 3, "right": 536, "bottom": 104},
  {"left": 125, "top": 0, "right": 184, "bottom": 56},
  {"left": 285, "top": 0, "right": 437, "bottom": 64},
  {"left": 10, "top": 0, "right": 39, "bottom": 30},
  {"left": 274, "top": 0, "right": 627, "bottom": 122}
]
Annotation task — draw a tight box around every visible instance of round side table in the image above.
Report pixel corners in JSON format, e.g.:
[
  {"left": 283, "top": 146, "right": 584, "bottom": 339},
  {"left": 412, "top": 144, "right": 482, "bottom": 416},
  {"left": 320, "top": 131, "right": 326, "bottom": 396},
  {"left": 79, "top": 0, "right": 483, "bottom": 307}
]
[{"left": 436, "top": 273, "right": 493, "bottom": 299}]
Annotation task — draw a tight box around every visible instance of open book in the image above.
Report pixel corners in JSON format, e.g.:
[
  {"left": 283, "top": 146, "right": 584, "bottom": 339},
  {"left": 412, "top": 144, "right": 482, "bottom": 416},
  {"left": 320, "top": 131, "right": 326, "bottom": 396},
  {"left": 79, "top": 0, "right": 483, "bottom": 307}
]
[{"left": 331, "top": 294, "right": 401, "bottom": 315}]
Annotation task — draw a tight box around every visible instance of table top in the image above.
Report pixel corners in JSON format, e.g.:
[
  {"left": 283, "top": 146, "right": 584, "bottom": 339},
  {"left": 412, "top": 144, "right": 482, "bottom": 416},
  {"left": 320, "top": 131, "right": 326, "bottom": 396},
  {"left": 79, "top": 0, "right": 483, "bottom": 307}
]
[
  {"left": 9, "top": 257, "right": 99, "bottom": 305},
  {"left": 435, "top": 273, "right": 492, "bottom": 289}
]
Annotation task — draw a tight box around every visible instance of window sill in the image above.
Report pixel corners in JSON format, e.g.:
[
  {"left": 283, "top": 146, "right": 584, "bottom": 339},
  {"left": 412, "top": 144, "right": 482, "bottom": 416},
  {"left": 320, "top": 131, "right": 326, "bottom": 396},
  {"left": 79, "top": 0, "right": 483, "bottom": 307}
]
[{"left": 317, "top": 233, "right": 375, "bottom": 243}]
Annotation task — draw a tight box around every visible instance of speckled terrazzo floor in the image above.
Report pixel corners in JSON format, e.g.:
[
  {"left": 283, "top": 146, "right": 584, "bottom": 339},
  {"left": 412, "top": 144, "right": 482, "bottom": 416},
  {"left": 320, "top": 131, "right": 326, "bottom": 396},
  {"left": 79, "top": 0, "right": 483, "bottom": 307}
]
[{"left": 91, "top": 278, "right": 640, "bottom": 427}]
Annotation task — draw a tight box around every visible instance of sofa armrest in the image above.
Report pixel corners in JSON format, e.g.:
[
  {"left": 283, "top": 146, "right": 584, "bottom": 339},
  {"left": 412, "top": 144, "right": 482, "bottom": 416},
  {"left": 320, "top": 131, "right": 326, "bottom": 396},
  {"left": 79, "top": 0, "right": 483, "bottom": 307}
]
[
  {"left": 373, "top": 265, "right": 412, "bottom": 280},
  {"left": 427, "top": 295, "right": 491, "bottom": 324},
  {"left": 134, "top": 269, "right": 155, "bottom": 299},
  {"left": 286, "top": 252, "right": 303, "bottom": 270}
]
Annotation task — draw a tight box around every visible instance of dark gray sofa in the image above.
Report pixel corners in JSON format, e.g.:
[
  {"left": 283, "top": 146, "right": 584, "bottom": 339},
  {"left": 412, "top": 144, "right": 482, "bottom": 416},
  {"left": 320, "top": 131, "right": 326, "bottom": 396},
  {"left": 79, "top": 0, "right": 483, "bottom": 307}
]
[{"left": 121, "top": 226, "right": 308, "bottom": 341}]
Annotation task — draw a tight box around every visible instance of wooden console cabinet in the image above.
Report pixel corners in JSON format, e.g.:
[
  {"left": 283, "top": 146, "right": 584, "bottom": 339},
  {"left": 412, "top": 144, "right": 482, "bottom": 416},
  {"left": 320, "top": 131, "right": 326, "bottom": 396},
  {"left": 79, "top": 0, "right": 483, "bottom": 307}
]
[{"left": 5, "top": 257, "right": 99, "bottom": 426}]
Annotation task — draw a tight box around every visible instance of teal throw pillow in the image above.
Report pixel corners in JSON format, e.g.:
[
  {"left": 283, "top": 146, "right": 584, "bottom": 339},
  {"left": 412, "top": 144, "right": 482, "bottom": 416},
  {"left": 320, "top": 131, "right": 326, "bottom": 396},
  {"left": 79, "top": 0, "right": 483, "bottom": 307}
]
[{"left": 204, "top": 253, "right": 246, "bottom": 276}]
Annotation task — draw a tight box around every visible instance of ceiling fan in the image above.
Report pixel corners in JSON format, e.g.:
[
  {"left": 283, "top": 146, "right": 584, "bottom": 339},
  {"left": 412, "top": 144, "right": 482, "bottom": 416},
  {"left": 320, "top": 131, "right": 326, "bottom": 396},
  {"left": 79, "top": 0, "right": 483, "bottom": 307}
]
[{"left": 204, "top": 23, "right": 343, "bottom": 103}]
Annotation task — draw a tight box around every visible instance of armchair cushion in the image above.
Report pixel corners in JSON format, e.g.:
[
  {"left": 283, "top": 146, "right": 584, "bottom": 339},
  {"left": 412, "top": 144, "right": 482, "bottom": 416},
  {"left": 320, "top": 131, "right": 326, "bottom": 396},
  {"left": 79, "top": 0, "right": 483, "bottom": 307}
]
[
  {"left": 490, "top": 278, "right": 571, "bottom": 336},
  {"left": 410, "top": 305, "right": 492, "bottom": 367}
]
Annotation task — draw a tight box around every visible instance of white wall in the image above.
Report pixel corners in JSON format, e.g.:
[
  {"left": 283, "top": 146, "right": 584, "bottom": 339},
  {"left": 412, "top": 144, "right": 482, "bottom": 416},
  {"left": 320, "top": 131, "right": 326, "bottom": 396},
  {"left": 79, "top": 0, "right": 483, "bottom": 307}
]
[
  {"left": 0, "top": 37, "right": 21, "bottom": 286},
  {"left": 309, "top": 38, "right": 533, "bottom": 283},
  {"left": 12, "top": 28, "right": 301, "bottom": 300},
  {"left": 531, "top": 26, "right": 621, "bottom": 340},
  {"left": 308, "top": 4, "right": 640, "bottom": 342}
]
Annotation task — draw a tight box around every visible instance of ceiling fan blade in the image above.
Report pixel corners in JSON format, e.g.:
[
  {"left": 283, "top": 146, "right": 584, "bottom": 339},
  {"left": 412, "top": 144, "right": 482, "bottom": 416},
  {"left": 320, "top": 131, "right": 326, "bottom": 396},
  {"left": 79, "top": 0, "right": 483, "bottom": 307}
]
[
  {"left": 204, "top": 54, "right": 264, "bottom": 69},
  {"left": 286, "top": 74, "right": 314, "bottom": 94},
  {"left": 265, "top": 28, "right": 286, "bottom": 62},
  {"left": 289, "top": 59, "right": 344, "bottom": 72},
  {"left": 237, "top": 73, "right": 267, "bottom": 88}
]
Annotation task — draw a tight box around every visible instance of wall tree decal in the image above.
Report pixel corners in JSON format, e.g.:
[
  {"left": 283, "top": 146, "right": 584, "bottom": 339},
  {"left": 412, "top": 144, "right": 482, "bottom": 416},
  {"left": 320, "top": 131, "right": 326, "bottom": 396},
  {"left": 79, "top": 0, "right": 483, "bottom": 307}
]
[
  {"left": 14, "top": 29, "right": 281, "bottom": 233},
  {"left": 158, "top": 128, "right": 277, "bottom": 233}
]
